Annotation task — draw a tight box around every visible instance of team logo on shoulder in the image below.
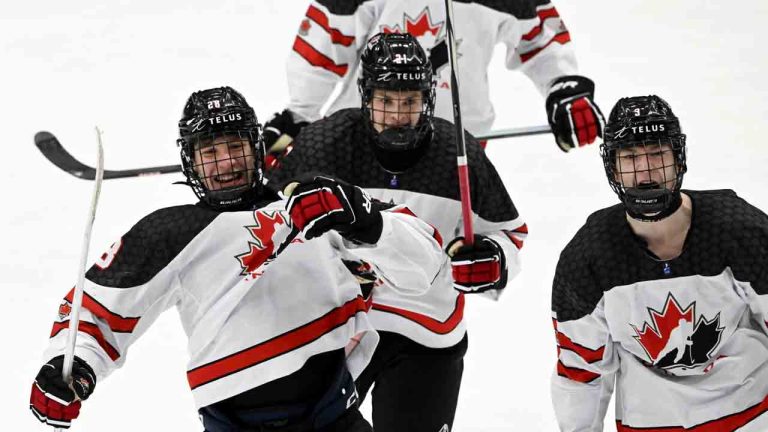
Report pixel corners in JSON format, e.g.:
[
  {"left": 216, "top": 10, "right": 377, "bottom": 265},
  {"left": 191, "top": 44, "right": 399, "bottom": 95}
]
[
  {"left": 236, "top": 210, "right": 294, "bottom": 279},
  {"left": 58, "top": 299, "right": 72, "bottom": 320},
  {"left": 630, "top": 293, "right": 724, "bottom": 370}
]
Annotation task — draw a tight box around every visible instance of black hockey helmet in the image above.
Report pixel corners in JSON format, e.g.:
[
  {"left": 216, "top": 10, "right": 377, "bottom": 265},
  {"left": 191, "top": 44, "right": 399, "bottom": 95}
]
[
  {"left": 177, "top": 86, "right": 265, "bottom": 209},
  {"left": 358, "top": 32, "right": 436, "bottom": 153},
  {"left": 600, "top": 95, "right": 687, "bottom": 221}
]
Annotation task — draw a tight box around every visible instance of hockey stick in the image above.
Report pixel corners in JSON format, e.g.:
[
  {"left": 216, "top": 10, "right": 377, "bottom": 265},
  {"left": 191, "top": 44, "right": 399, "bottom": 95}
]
[
  {"left": 56, "top": 127, "right": 104, "bottom": 432},
  {"left": 34, "top": 124, "right": 550, "bottom": 181},
  {"left": 34, "top": 131, "right": 181, "bottom": 180},
  {"left": 479, "top": 124, "right": 551, "bottom": 140},
  {"left": 444, "top": 0, "right": 475, "bottom": 244}
]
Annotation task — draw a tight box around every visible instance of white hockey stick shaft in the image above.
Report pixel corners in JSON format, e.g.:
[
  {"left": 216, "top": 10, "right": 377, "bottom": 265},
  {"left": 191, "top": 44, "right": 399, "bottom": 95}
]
[{"left": 56, "top": 127, "right": 104, "bottom": 432}]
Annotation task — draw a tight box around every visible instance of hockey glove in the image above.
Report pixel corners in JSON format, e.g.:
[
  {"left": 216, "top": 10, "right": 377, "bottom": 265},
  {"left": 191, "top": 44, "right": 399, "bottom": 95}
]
[
  {"left": 545, "top": 75, "right": 605, "bottom": 152},
  {"left": 263, "top": 109, "right": 309, "bottom": 170},
  {"left": 285, "top": 175, "right": 383, "bottom": 244},
  {"left": 447, "top": 235, "right": 507, "bottom": 294},
  {"left": 30, "top": 355, "right": 96, "bottom": 429}
]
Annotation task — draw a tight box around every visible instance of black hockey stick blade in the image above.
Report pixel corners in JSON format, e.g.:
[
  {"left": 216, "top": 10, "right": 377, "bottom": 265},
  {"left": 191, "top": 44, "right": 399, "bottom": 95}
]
[{"left": 35, "top": 131, "right": 182, "bottom": 180}]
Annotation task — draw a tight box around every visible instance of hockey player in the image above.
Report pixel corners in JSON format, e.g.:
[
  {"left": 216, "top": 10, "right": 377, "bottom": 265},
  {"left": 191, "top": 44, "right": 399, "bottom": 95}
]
[
  {"left": 29, "top": 86, "right": 445, "bottom": 431},
  {"left": 261, "top": 0, "right": 604, "bottom": 168},
  {"left": 267, "top": 33, "right": 527, "bottom": 431},
  {"left": 551, "top": 95, "right": 768, "bottom": 431}
]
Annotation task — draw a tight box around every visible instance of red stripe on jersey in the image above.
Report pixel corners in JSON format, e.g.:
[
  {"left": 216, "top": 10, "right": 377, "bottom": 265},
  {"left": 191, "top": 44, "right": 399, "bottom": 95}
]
[
  {"left": 521, "top": 7, "right": 561, "bottom": 41},
  {"left": 390, "top": 206, "right": 443, "bottom": 247},
  {"left": 293, "top": 36, "right": 349, "bottom": 77},
  {"left": 371, "top": 293, "right": 465, "bottom": 335},
  {"left": 186, "top": 296, "right": 367, "bottom": 390},
  {"left": 51, "top": 320, "right": 121, "bottom": 361},
  {"left": 553, "top": 319, "right": 605, "bottom": 363},
  {"left": 64, "top": 289, "right": 139, "bottom": 333},
  {"left": 306, "top": 5, "right": 355, "bottom": 46},
  {"left": 390, "top": 206, "right": 416, "bottom": 217},
  {"left": 557, "top": 360, "right": 600, "bottom": 383},
  {"left": 503, "top": 230, "right": 524, "bottom": 250},
  {"left": 520, "top": 31, "right": 571, "bottom": 63},
  {"left": 616, "top": 391, "right": 768, "bottom": 431}
]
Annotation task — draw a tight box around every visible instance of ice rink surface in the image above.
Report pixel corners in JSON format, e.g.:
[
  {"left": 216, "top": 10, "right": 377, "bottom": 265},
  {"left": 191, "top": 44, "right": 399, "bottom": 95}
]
[{"left": 2, "top": 1, "right": 768, "bottom": 430}]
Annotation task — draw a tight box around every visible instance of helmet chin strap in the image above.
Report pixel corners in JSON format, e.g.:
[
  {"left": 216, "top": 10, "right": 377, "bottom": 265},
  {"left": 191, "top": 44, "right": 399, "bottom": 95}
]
[{"left": 622, "top": 184, "right": 682, "bottom": 222}]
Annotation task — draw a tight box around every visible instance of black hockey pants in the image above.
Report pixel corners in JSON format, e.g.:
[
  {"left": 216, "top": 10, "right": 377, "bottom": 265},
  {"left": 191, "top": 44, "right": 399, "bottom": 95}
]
[
  {"left": 200, "top": 363, "right": 371, "bottom": 432},
  {"left": 355, "top": 331, "right": 468, "bottom": 432}
]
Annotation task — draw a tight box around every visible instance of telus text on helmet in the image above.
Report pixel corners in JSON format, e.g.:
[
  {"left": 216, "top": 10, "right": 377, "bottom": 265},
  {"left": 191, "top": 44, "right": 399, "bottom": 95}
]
[
  {"left": 189, "top": 113, "right": 243, "bottom": 132},
  {"left": 614, "top": 123, "right": 665, "bottom": 139},
  {"left": 377, "top": 72, "right": 428, "bottom": 82}
]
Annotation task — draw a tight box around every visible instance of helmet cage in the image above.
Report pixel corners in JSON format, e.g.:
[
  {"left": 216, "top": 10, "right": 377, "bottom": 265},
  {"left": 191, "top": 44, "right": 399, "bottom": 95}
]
[
  {"left": 177, "top": 87, "right": 265, "bottom": 209},
  {"left": 600, "top": 135, "right": 687, "bottom": 221}
]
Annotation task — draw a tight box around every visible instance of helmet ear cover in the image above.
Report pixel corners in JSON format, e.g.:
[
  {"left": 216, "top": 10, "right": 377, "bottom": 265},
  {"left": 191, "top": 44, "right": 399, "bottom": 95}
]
[
  {"left": 599, "top": 95, "right": 688, "bottom": 221},
  {"left": 177, "top": 86, "right": 265, "bottom": 209},
  {"left": 357, "top": 32, "right": 436, "bottom": 153}
]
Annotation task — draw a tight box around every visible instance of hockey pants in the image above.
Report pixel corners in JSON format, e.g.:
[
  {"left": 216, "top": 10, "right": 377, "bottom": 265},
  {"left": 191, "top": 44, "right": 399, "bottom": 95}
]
[
  {"left": 200, "top": 362, "right": 371, "bottom": 432},
  {"left": 355, "top": 331, "right": 468, "bottom": 432}
]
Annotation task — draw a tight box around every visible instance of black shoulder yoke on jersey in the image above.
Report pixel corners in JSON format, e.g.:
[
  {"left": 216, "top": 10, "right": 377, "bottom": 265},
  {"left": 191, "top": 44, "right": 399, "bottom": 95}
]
[
  {"left": 267, "top": 108, "right": 519, "bottom": 223},
  {"left": 316, "top": 0, "right": 372, "bottom": 15},
  {"left": 467, "top": 0, "right": 551, "bottom": 19},
  {"left": 85, "top": 205, "right": 220, "bottom": 288},
  {"left": 552, "top": 189, "right": 768, "bottom": 322}
]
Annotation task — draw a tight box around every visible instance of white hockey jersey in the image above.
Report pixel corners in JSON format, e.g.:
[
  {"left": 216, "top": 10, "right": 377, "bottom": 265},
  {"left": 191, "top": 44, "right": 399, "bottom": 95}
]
[
  {"left": 287, "top": 0, "right": 578, "bottom": 135},
  {"left": 551, "top": 190, "right": 768, "bottom": 431},
  {"left": 44, "top": 197, "right": 443, "bottom": 409},
  {"left": 268, "top": 110, "right": 527, "bottom": 348}
]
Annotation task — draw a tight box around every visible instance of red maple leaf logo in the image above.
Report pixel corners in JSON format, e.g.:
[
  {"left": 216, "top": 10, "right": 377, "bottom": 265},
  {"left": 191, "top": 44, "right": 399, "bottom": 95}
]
[
  {"left": 236, "top": 211, "right": 288, "bottom": 276},
  {"left": 631, "top": 294, "right": 694, "bottom": 363},
  {"left": 381, "top": 8, "right": 443, "bottom": 38}
]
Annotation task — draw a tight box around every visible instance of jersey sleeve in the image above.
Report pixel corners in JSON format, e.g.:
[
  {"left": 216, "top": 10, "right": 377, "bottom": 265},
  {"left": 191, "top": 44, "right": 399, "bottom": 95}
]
[
  {"left": 337, "top": 205, "right": 443, "bottom": 297},
  {"left": 468, "top": 142, "right": 527, "bottom": 300},
  {"left": 728, "top": 194, "right": 768, "bottom": 335},
  {"left": 42, "top": 206, "right": 216, "bottom": 381},
  {"left": 286, "top": 0, "right": 375, "bottom": 122},
  {"left": 550, "top": 237, "right": 618, "bottom": 432},
  {"left": 498, "top": 0, "right": 578, "bottom": 95}
]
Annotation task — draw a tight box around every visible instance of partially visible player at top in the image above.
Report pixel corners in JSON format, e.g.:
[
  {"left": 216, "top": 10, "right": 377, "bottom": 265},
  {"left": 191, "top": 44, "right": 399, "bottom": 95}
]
[
  {"left": 28, "top": 86, "right": 444, "bottom": 431},
  {"left": 551, "top": 95, "right": 768, "bottom": 431},
  {"left": 261, "top": 0, "right": 605, "bottom": 169}
]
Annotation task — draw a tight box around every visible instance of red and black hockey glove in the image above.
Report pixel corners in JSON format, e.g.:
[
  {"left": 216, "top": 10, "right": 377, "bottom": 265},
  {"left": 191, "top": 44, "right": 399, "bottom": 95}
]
[
  {"left": 545, "top": 75, "right": 605, "bottom": 152},
  {"left": 447, "top": 235, "right": 507, "bottom": 294},
  {"left": 30, "top": 355, "right": 96, "bottom": 429},
  {"left": 263, "top": 109, "right": 309, "bottom": 171},
  {"left": 285, "top": 175, "right": 383, "bottom": 244}
]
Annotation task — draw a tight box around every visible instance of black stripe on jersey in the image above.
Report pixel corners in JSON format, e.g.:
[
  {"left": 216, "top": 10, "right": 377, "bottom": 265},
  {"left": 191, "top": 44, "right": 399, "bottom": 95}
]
[
  {"left": 85, "top": 205, "right": 219, "bottom": 288},
  {"left": 267, "top": 108, "right": 519, "bottom": 224},
  {"left": 316, "top": 0, "right": 372, "bottom": 15},
  {"left": 467, "top": 0, "right": 550, "bottom": 20},
  {"left": 552, "top": 189, "right": 768, "bottom": 322}
]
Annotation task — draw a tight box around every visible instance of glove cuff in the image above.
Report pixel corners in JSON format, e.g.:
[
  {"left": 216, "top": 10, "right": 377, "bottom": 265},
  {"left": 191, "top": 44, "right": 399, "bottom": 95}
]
[{"left": 546, "top": 75, "right": 595, "bottom": 102}]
